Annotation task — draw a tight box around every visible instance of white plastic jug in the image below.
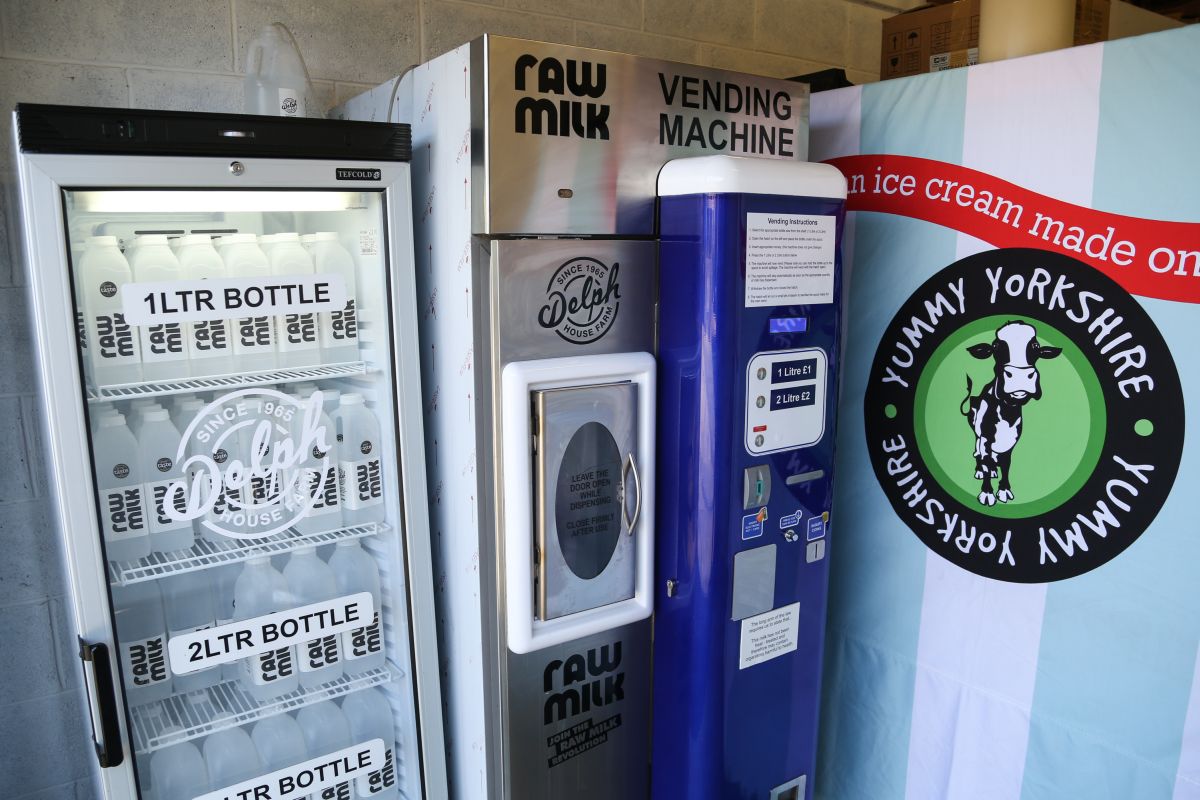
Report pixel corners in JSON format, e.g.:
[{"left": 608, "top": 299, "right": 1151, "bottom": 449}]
[
  {"left": 93, "top": 412, "right": 151, "bottom": 562},
  {"left": 251, "top": 712, "right": 309, "bottom": 773},
  {"left": 234, "top": 556, "right": 299, "bottom": 700},
  {"left": 112, "top": 581, "right": 172, "bottom": 705},
  {"left": 333, "top": 395, "right": 385, "bottom": 526},
  {"left": 163, "top": 570, "right": 221, "bottom": 693},
  {"left": 217, "top": 233, "right": 277, "bottom": 371},
  {"left": 288, "top": 393, "right": 341, "bottom": 536},
  {"left": 150, "top": 727, "right": 209, "bottom": 800},
  {"left": 271, "top": 233, "right": 322, "bottom": 368},
  {"left": 310, "top": 233, "right": 360, "bottom": 364},
  {"left": 203, "top": 716, "right": 264, "bottom": 790},
  {"left": 213, "top": 563, "right": 241, "bottom": 681},
  {"left": 328, "top": 540, "right": 386, "bottom": 674},
  {"left": 129, "top": 235, "right": 190, "bottom": 381},
  {"left": 138, "top": 408, "right": 194, "bottom": 555},
  {"left": 284, "top": 546, "right": 344, "bottom": 689},
  {"left": 244, "top": 23, "right": 316, "bottom": 118},
  {"left": 296, "top": 701, "right": 354, "bottom": 800},
  {"left": 78, "top": 235, "right": 142, "bottom": 386},
  {"left": 340, "top": 688, "right": 399, "bottom": 799},
  {"left": 177, "top": 234, "right": 234, "bottom": 372}
]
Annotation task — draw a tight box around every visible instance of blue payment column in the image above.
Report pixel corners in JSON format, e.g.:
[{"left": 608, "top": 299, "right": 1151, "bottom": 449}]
[{"left": 652, "top": 156, "right": 848, "bottom": 800}]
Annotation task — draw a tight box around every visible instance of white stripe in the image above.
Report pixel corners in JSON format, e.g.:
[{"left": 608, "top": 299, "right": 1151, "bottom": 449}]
[
  {"left": 809, "top": 86, "right": 861, "bottom": 293},
  {"left": 1173, "top": 642, "right": 1200, "bottom": 799},
  {"left": 905, "top": 44, "right": 1104, "bottom": 800},
  {"left": 810, "top": 85, "right": 862, "bottom": 162}
]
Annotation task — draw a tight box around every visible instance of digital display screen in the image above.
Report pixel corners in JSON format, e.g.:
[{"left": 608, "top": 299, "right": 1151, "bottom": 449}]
[
  {"left": 771, "top": 357, "right": 818, "bottom": 384},
  {"left": 771, "top": 384, "right": 816, "bottom": 410},
  {"left": 769, "top": 317, "right": 808, "bottom": 334}
]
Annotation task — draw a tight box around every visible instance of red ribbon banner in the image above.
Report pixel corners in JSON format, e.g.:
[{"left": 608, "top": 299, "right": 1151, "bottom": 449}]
[{"left": 825, "top": 154, "right": 1200, "bottom": 305}]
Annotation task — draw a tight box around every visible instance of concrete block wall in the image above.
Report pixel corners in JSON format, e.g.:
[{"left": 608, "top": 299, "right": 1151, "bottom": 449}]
[{"left": 0, "top": 0, "right": 918, "bottom": 797}]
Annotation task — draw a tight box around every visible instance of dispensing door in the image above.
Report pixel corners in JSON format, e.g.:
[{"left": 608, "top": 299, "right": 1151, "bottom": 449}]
[
  {"left": 533, "top": 381, "right": 640, "bottom": 621},
  {"left": 501, "top": 352, "right": 655, "bottom": 655}
]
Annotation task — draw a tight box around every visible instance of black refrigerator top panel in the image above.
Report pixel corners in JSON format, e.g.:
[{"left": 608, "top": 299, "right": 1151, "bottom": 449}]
[{"left": 15, "top": 103, "right": 412, "bottom": 161}]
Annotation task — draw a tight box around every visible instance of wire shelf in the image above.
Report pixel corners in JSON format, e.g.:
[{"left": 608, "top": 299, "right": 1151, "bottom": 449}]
[
  {"left": 86, "top": 360, "right": 370, "bottom": 402},
  {"left": 108, "top": 522, "right": 387, "bottom": 586},
  {"left": 129, "top": 665, "right": 397, "bottom": 754}
]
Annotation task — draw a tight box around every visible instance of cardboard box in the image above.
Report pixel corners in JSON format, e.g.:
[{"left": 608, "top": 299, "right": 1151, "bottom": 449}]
[
  {"left": 880, "top": 0, "right": 1183, "bottom": 81},
  {"left": 881, "top": 0, "right": 980, "bottom": 80}
]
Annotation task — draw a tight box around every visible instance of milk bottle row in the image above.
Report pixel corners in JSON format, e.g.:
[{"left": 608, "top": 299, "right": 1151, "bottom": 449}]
[
  {"left": 148, "top": 693, "right": 399, "bottom": 800},
  {"left": 113, "top": 540, "right": 386, "bottom": 707},
  {"left": 76, "top": 231, "right": 362, "bottom": 387},
  {"left": 93, "top": 386, "right": 385, "bottom": 563}
]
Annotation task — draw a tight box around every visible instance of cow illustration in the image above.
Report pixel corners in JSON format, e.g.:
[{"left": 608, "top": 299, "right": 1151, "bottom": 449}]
[{"left": 960, "top": 321, "right": 1061, "bottom": 506}]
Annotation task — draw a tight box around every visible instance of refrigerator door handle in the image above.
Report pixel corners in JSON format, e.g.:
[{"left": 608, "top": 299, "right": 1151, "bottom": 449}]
[{"left": 78, "top": 637, "right": 125, "bottom": 768}]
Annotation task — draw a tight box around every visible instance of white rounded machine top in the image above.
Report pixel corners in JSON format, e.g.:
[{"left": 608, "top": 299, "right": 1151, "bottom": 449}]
[{"left": 658, "top": 155, "right": 848, "bottom": 199}]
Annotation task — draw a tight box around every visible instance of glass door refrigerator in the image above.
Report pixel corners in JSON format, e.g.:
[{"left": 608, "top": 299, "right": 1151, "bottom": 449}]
[{"left": 13, "top": 104, "right": 447, "bottom": 800}]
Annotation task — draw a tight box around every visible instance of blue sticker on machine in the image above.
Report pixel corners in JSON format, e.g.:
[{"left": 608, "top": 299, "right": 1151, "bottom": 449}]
[
  {"left": 742, "top": 508, "right": 767, "bottom": 540},
  {"left": 807, "top": 516, "right": 825, "bottom": 541}
]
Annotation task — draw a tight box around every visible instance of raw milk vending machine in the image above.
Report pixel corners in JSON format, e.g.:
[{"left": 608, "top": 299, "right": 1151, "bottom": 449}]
[
  {"left": 14, "top": 105, "right": 447, "bottom": 800},
  {"left": 335, "top": 36, "right": 809, "bottom": 799},
  {"left": 653, "top": 156, "right": 848, "bottom": 800}
]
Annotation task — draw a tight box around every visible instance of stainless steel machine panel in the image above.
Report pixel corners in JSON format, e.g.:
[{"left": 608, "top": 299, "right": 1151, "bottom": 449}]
[
  {"left": 492, "top": 238, "right": 657, "bottom": 364},
  {"left": 534, "top": 381, "right": 640, "bottom": 620},
  {"left": 481, "top": 36, "right": 809, "bottom": 235}
]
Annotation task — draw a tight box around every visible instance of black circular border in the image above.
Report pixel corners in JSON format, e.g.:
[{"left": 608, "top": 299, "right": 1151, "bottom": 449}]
[
  {"left": 544, "top": 257, "right": 620, "bottom": 345},
  {"left": 865, "top": 249, "right": 1185, "bottom": 582}
]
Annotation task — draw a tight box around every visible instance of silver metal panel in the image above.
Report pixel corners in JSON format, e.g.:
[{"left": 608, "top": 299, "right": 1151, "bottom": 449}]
[
  {"left": 492, "top": 238, "right": 657, "bottom": 366},
  {"left": 482, "top": 237, "right": 655, "bottom": 798},
  {"left": 732, "top": 544, "right": 777, "bottom": 621},
  {"left": 471, "top": 235, "right": 510, "bottom": 800},
  {"left": 482, "top": 36, "right": 809, "bottom": 235},
  {"left": 506, "top": 622, "right": 651, "bottom": 800},
  {"left": 534, "top": 382, "right": 638, "bottom": 620}
]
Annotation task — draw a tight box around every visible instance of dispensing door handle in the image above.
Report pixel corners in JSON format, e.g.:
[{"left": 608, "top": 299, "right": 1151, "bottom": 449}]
[
  {"left": 622, "top": 452, "right": 641, "bottom": 535},
  {"left": 78, "top": 638, "right": 124, "bottom": 768}
]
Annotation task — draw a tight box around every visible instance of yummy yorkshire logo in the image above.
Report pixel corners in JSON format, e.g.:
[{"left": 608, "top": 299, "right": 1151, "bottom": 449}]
[{"left": 865, "top": 249, "right": 1184, "bottom": 582}]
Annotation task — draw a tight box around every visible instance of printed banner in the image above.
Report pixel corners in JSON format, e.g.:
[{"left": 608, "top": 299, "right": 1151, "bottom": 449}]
[{"left": 826, "top": 154, "right": 1200, "bottom": 304}]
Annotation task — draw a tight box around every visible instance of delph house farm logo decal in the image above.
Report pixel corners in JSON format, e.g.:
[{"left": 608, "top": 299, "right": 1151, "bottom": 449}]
[
  {"left": 538, "top": 257, "right": 621, "bottom": 344},
  {"left": 865, "top": 249, "right": 1183, "bottom": 582}
]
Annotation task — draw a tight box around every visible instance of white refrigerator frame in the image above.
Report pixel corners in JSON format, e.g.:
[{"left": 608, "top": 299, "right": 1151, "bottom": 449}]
[{"left": 14, "top": 147, "right": 448, "bottom": 800}]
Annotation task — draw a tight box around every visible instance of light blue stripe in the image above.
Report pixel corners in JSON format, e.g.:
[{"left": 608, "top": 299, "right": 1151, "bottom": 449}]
[
  {"left": 818, "top": 68, "right": 967, "bottom": 800},
  {"left": 1021, "top": 27, "right": 1200, "bottom": 800}
]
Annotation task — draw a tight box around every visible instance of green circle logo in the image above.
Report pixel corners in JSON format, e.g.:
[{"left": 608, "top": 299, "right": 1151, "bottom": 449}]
[
  {"left": 865, "top": 249, "right": 1184, "bottom": 583},
  {"left": 914, "top": 315, "right": 1106, "bottom": 518}
]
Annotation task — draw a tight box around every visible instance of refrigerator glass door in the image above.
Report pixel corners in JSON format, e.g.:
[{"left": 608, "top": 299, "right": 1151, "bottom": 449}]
[{"left": 58, "top": 185, "right": 423, "bottom": 800}]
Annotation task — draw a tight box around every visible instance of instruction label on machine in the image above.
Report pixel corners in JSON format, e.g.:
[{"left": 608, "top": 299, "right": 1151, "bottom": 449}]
[
  {"left": 744, "top": 213, "right": 835, "bottom": 307},
  {"left": 738, "top": 602, "right": 800, "bottom": 669}
]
